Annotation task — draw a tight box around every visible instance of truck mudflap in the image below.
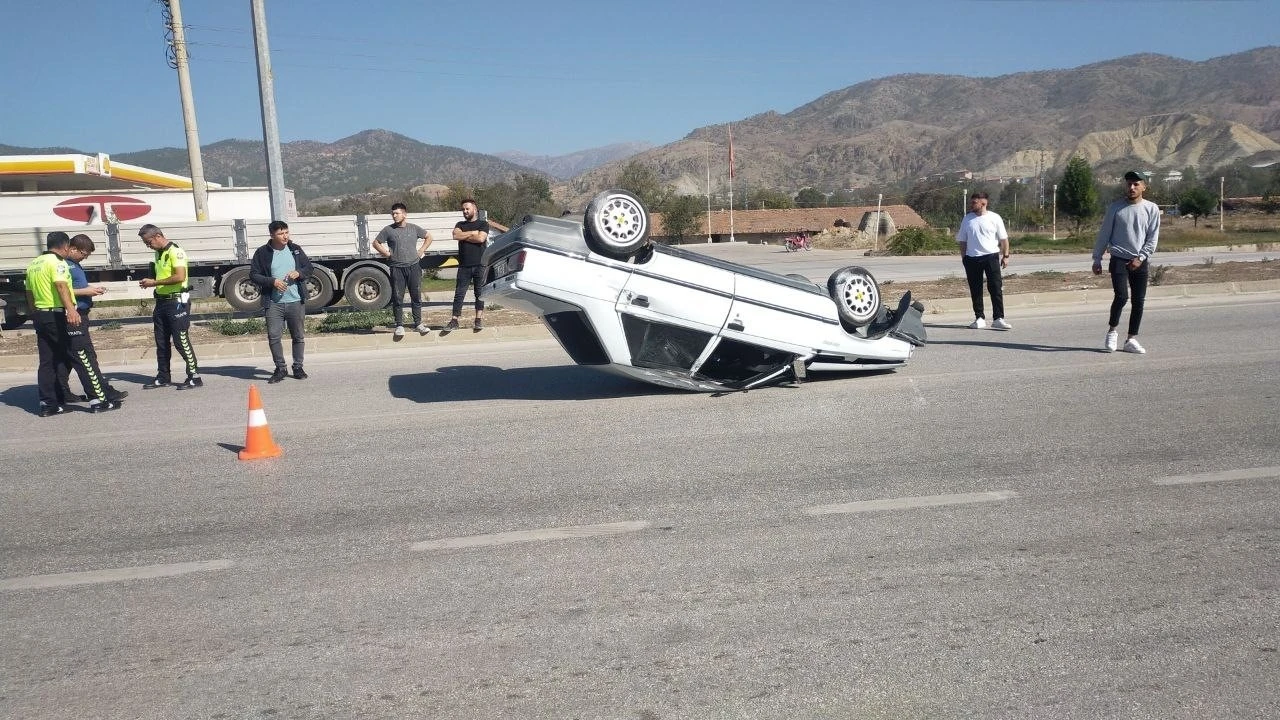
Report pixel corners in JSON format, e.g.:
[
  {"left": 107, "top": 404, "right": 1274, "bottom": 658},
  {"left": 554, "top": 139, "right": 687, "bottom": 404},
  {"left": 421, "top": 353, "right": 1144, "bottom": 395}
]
[{"left": 888, "top": 292, "right": 927, "bottom": 347}]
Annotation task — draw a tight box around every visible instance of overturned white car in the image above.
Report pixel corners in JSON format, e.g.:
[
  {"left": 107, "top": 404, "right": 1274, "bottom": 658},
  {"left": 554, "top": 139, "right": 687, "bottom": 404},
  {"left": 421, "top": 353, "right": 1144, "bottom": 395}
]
[{"left": 481, "top": 190, "right": 926, "bottom": 392}]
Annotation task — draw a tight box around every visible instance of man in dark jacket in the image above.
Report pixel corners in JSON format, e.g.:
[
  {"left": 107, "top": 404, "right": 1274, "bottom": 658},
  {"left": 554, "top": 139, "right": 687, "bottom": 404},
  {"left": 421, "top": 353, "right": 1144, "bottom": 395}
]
[{"left": 250, "top": 220, "right": 314, "bottom": 382}]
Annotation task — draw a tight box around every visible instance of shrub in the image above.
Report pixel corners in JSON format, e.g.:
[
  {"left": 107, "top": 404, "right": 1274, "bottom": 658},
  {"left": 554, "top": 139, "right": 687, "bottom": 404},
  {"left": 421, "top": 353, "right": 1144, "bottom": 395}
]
[
  {"left": 313, "top": 309, "right": 393, "bottom": 332},
  {"left": 206, "top": 317, "right": 265, "bottom": 336},
  {"left": 886, "top": 227, "right": 955, "bottom": 255},
  {"left": 1150, "top": 264, "right": 1170, "bottom": 286}
]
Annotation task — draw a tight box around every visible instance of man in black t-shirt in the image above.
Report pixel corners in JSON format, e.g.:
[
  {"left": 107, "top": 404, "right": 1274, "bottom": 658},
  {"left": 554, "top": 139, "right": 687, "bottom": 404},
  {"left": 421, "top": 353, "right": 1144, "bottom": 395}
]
[{"left": 443, "top": 198, "right": 490, "bottom": 334}]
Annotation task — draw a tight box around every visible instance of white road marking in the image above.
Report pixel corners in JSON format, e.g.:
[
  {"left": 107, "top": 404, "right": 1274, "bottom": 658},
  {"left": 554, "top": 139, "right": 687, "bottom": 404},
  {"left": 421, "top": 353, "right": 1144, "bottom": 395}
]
[
  {"left": 0, "top": 559, "right": 233, "bottom": 591},
  {"left": 1153, "top": 466, "right": 1280, "bottom": 486},
  {"left": 804, "top": 490, "right": 1017, "bottom": 516},
  {"left": 411, "top": 520, "right": 650, "bottom": 551}
]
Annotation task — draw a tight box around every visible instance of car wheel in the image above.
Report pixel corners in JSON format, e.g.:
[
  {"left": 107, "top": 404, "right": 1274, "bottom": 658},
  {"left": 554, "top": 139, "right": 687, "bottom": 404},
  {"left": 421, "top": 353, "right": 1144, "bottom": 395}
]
[
  {"left": 827, "top": 265, "right": 882, "bottom": 327},
  {"left": 221, "top": 266, "right": 262, "bottom": 312},
  {"left": 342, "top": 266, "right": 391, "bottom": 312},
  {"left": 583, "top": 189, "right": 650, "bottom": 260}
]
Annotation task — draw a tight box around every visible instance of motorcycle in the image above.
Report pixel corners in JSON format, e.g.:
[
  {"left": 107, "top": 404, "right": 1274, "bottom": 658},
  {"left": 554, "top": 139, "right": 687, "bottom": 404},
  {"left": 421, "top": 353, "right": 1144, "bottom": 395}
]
[{"left": 784, "top": 233, "right": 812, "bottom": 252}]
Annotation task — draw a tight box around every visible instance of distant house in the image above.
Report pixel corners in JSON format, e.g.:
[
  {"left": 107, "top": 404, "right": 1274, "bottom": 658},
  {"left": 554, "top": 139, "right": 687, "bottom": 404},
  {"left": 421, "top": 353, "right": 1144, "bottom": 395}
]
[{"left": 650, "top": 205, "right": 928, "bottom": 245}]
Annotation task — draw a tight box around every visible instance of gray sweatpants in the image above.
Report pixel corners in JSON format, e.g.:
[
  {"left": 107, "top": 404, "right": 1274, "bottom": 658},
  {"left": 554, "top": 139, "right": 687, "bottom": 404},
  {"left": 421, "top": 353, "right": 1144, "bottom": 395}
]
[{"left": 265, "top": 300, "right": 305, "bottom": 370}]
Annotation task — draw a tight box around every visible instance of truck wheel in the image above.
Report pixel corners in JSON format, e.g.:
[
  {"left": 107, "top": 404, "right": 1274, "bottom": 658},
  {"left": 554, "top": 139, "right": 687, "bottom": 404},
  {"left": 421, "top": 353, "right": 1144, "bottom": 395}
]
[
  {"left": 303, "top": 269, "right": 336, "bottom": 312},
  {"left": 221, "top": 267, "right": 262, "bottom": 313},
  {"left": 827, "top": 266, "right": 882, "bottom": 328},
  {"left": 583, "top": 189, "right": 650, "bottom": 260},
  {"left": 343, "top": 266, "right": 391, "bottom": 312}
]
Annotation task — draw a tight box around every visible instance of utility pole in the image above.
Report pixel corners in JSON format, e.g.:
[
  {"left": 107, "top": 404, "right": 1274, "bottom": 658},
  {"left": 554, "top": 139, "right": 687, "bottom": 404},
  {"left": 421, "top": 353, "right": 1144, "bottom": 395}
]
[
  {"left": 1220, "top": 176, "right": 1225, "bottom": 233},
  {"left": 1052, "top": 183, "right": 1058, "bottom": 241},
  {"left": 163, "top": 0, "right": 210, "bottom": 221},
  {"left": 874, "top": 193, "right": 883, "bottom": 253},
  {"left": 251, "top": 0, "right": 288, "bottom": 220}
]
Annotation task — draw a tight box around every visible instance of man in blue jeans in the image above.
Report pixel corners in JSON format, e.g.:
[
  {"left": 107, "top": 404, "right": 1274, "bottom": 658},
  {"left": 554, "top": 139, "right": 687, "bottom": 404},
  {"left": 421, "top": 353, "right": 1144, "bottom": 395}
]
[{"left": 250, "top": 220, "right": 313, "bottom": 382}]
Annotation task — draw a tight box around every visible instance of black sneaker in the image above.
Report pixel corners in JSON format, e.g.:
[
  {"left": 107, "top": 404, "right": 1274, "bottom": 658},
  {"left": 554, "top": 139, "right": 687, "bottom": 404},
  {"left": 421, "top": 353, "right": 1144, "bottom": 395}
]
[
  {"left": 63, "top": 393, "right": 90, "bottom": 403},
  {"left": 268, "top": 368, "right": 288, "bottom": 384},
  {"left": 293, "top": 367, "right": 308, "bottom": 380},
  {"left": 38, "top": 404, "right": 67, "bottom": 417},
  {"left": 89, "top": 399, "right": 122, "bottom": 413},
  {"left": 143, "top": 377, "right": 171, "bottom": 389},
  {"left": 178, "top": 376, "right": 204, "bottom": 389},
  {"left": 441, "top": 318, "right": 460, "bottom": 336},
  {"left": 107, "top": 388, "right": 129, "bottom": 401},
  {"left": 473, "top": 318, "right": 484, "bottom": 333}
]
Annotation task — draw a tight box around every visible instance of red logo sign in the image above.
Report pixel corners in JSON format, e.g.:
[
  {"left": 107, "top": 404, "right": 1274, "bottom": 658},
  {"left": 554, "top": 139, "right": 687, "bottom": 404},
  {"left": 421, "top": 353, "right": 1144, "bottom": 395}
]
[{"left": 52, "top": 195, "right": 152, "bottom": 223}]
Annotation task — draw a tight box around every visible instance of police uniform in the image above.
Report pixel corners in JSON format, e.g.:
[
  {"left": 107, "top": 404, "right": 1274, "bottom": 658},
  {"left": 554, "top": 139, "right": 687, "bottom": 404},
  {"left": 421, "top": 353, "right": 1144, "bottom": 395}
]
[
  {"left": 147, "top": 241, "right": 201, "bottom": 387},
  {"left": 25, "top": 252, "right": 114, "bottom": 412}
]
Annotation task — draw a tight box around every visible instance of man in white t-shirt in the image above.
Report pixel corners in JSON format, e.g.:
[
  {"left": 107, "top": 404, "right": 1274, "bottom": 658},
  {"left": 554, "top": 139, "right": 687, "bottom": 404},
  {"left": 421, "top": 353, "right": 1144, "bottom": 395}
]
[{"left": 955, "top": 192, "right": 1011, "bottom": 330}]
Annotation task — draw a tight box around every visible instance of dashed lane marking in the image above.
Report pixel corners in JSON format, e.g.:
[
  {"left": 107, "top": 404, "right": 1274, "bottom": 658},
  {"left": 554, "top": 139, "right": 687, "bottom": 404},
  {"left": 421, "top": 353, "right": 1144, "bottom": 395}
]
[
  {"left": 804, "top": 490, "right": 1018, "bottom": 516},
  {"left": 0, "top": 559, "right": 234, "bottom": 591},
  {"left": 1153, "top": 466, "right": 1280, "bottom": 486},
  {"left": 411, "top": 520, "right": 650, "bottom": 552}
]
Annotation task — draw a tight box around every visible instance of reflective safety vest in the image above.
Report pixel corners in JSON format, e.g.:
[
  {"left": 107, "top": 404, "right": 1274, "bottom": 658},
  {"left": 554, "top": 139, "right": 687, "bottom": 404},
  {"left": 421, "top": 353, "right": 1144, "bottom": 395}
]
[
  {"left": 25, "top": 252, "right": 70, "bottom": 310},
  {"left": 152, "top": 242, "right": 189, "bottom": 297}
]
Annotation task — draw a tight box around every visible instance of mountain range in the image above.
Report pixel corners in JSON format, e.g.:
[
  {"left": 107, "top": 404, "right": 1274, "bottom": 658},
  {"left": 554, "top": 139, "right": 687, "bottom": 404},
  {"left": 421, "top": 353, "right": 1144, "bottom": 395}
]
[{"left": 5, "top": 47, "right": 1279, "bottom": 208}]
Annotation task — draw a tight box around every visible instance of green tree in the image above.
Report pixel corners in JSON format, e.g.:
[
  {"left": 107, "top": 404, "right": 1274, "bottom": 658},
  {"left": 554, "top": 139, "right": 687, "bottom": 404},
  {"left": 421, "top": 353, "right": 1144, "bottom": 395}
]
[
  {"left": 659, "top": 195, "right": 704, "bottom": 244},
  {"left": 1056, "top": 157, "right": 1100, "bottom": 234},
  {"left": 615, "top": 161, "right": 669, "bottom": 209},
  {"left": 905, "top": 179, "right": 965, "bottom": 228},
  {"left": 1177, "top": 185, "right": 1218, "bottom": 227},
  {"left": 747, "top": 188, "right": 795, "bottom": 209},
  {"left": 795, "top": 187, "right": 826, "bottom": 208}
]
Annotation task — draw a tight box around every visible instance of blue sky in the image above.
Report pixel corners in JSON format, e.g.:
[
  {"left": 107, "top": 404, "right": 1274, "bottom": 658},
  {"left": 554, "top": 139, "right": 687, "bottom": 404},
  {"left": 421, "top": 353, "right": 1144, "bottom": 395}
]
[{"left": 1, "top": 1, "right": 1276, "bottom": 158}]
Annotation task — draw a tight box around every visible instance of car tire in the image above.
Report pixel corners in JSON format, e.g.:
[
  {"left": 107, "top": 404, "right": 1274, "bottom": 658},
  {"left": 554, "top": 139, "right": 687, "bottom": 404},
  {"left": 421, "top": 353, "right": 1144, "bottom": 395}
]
[
  {"left": 583, "top": 189, "right": 650, "bottom": 260},
  {"left": 343, "top": 266, "right": 392, "bottom": 312},
  {"left": 827, "top": 265, "right": 882, "bottom": 328},
  {"left": 221, "top": 266, "right": 262, "bottom": 312}
]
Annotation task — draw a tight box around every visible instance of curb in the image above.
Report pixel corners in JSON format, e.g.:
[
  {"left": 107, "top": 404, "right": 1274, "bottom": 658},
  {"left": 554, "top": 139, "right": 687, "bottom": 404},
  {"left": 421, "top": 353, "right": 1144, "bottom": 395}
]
[{"left": 2, "top": 280, "right": 1277, "bottom": 374}]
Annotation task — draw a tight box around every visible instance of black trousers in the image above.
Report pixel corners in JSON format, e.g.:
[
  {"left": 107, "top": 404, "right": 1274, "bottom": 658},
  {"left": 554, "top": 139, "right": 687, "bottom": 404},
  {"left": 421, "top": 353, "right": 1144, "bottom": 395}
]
[
  {"left": 1108, "top": 256, "right": 1149, "bottom": 336},
  {"left": 34, "top": 309, "right": 109, "bottom": 406},
  {"left": 389, "top": 263, "right": 423, "bottom": 327},
  {"left": 153, "top": 298, "right": 199, "bottom": 382},
  {"left": 451, "top": 265, "right": 486, "bottom": 317},
  {"left": 962, "top": 253, "right": 1004, "bottom": 320}
]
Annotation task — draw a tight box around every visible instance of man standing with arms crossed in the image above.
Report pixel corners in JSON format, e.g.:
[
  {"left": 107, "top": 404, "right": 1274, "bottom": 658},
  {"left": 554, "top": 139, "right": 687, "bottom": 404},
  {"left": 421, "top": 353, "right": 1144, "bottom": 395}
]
[
  {"left": 956, "top": 191, "right": 1012, "bottom": 330},
  {"left": 250, "top": 220, "right": 313, "bottom": 383},
  {"left": 138, "top": 224, "right": 202, "bottom": 388},
  {"left": 25, "top": 232, "right": 121, "bottom": 415},
  {"left": 1093, "top": 170, "right": 1160, "bottom": 354},
  {"left": 372, "top": 203, "right": 433, "bottom": 340},
  {"left": 443, "top": 198, "right": 490, "bottom": 334}
]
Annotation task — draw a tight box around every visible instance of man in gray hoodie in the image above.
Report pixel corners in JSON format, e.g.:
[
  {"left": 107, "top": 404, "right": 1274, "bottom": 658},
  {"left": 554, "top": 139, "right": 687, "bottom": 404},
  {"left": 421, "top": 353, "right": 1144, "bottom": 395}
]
[{"left": 1092, "top": 170, "right": 1160, "bottom": 354}]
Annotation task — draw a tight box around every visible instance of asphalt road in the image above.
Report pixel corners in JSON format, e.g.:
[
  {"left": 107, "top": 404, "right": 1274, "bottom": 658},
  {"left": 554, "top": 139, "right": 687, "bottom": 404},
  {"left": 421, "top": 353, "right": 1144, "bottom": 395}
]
[{"left": 1, "top": 297, "right": 1277, "bottom": 719}]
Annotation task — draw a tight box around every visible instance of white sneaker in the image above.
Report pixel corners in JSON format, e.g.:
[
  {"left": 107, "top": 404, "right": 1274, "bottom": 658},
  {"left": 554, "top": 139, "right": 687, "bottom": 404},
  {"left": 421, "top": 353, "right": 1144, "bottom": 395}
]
[
  {"left": 1123, "top": 337, "right": 1146, "bottom": 354},
  {"left": 393, "top": 325, "right": 405, "bottom": 339},
  {"left": 416, "top": 323, "right": 431, "bottom": 336},
  {"left": 992, "top": 318, "right": 1012, "bottom": 331},
  {"left": 968, "top": 317, "right": 988, "bottom": 329},
  {"left": 1104, "top": 330, "right": 1118, "bottom": 352}
]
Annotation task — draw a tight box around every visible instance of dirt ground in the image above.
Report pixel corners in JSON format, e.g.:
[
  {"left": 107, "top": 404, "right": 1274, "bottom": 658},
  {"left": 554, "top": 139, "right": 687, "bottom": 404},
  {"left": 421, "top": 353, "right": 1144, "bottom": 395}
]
[{"left": 2, "top": 260, "right": 1276, "bottom": 356}]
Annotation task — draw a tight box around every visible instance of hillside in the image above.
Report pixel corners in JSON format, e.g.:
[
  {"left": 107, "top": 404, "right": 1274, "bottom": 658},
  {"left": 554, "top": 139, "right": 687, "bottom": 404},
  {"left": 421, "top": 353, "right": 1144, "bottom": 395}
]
[
  {"left": 560, "top": 47, "right": 1280, "bottom": 206},
  {"left": 110, "top": 130, "right": 541, "bottom": 200},
  {"left": 495, "top": 142, "right": 653, "bottom": 180}
]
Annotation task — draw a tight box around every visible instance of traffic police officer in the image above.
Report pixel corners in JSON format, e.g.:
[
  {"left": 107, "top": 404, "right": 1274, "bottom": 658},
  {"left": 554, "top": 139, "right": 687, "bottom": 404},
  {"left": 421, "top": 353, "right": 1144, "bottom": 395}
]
[
  {"left": 137, "top": 224, "right": 203, "bottom": 389},
  {"left": 25, "top": 231, "right": 121, "bottom": 415}
]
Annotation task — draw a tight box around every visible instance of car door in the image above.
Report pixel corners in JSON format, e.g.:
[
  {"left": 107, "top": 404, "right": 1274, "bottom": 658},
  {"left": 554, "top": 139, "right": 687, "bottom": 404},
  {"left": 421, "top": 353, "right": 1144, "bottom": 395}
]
[{"left": 613, "top": 251, "right": 734, "bottom": 372}]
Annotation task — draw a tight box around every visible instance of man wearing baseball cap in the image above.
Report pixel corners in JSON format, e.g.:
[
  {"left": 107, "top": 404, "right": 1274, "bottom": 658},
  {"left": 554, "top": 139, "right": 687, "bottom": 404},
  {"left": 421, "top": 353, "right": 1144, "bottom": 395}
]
[{"left": 1092, "top": 170, "right": 1160, "bottom": 353}]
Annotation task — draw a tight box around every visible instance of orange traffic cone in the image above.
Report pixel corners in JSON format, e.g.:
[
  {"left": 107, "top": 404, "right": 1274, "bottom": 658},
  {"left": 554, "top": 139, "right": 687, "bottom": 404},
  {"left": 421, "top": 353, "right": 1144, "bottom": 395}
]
[{"left": 238, "top": 384, "right": 282, "bottom": 460}]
